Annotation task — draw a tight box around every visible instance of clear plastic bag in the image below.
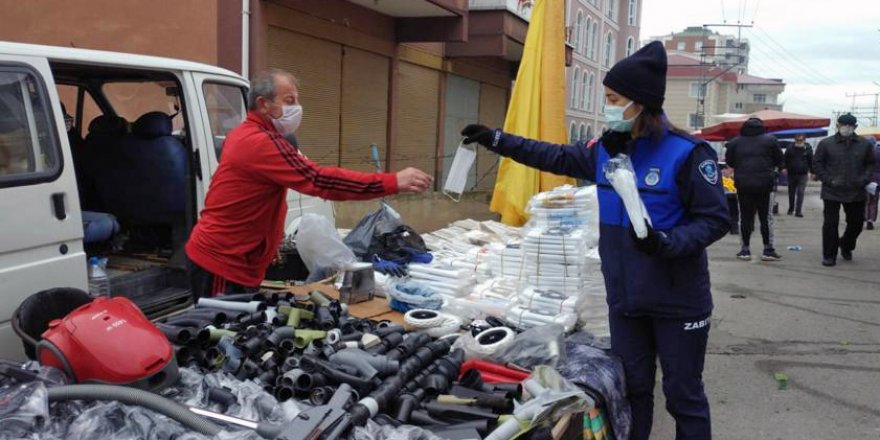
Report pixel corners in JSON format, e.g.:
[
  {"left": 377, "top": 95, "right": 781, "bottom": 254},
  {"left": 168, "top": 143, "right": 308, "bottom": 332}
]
[
  {"left": 0, "top": 382, "right": 49, "bottom": 439},
  {"left": 351, "top": 420, "right": 448, "bottom": 440},
  {"left": 386, "top": 280, "right": 443, "bottom": 312},
  {"left": 603, "top": 154, "right": 652, "bottom": 238},
  {"left": 294, "top": 214, "right": 356, "bottom": 275},
  {"left": 454, "top": 324, "right": 568, "bottom": 369},
  {"left": 343, "top": 203, "right": 403, "bottom": 260}
]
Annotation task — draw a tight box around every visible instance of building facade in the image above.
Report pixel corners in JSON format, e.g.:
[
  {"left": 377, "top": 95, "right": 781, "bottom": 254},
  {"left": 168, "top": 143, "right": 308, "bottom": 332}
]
[
  {"left": 664, "top": 52, "right": 785, "bottom": 130},
  {"left": 0, "top": 0, "right": 563, "bottom": 193},
  {"left": 565, "top": 0, "right": 641, "bottom": 143},
  {"left": 648, "top": 26, "right": 750, "bottom": 69}
]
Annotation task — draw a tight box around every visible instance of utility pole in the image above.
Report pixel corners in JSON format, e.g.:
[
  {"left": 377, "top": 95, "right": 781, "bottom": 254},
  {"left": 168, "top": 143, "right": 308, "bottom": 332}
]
[{"left": 693, "top": 22, "right": 752, "bottom": 130}]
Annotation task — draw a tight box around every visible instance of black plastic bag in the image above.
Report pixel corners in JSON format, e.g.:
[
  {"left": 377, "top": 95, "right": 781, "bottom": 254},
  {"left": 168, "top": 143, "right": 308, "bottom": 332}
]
[{"left": 344, "top": 203, "right": 403, "bottom": 260}]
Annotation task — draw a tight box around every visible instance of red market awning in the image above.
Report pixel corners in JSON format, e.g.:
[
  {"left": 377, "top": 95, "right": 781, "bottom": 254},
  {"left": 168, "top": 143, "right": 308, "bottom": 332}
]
[{"left": 701, "top": 110, "right": 831, "bottom": 140}]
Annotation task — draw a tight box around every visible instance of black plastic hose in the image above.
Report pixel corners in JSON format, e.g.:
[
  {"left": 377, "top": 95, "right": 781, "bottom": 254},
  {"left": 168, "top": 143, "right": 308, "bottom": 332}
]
[{"left": 47, "top": 384, "right": 223, "bottom": 436}]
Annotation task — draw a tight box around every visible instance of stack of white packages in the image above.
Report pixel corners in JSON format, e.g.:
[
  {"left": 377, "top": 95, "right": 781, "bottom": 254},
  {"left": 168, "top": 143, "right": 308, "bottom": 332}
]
[
  {"left": 497, "top": 185, "right": 604, "bottom": 332},
  {"left": 407, "top": 261, "right": 476, "bottom": 298}
]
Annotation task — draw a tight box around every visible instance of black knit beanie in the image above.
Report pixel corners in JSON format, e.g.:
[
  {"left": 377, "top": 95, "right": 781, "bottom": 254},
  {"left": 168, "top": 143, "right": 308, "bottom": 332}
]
[{"left": 602, "top": 41, "right": 667, "bottom": 111}]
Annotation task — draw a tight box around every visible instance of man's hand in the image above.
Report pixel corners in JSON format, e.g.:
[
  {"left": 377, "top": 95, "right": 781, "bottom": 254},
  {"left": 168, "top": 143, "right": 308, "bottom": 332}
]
[
  {"left": 396, "top": 167, "right": 433, "bottom": 193},
  {"left": 630, "top": 225, "right": 666, "bottom": 256},
  {"left": 460, "top": 124, "right": 494, "bottom": 146},
  {"left": 600, "top": 130, "right": 633, "bottom": 156}
]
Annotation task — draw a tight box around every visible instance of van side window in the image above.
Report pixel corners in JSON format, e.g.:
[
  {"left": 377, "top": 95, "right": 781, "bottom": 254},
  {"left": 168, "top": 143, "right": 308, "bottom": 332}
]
[
  {"left": 202, "top": 82, "right": 246, "bottom": 160},
  {"left": 0, "top": 68, "right": 61, "bottom": 186}
]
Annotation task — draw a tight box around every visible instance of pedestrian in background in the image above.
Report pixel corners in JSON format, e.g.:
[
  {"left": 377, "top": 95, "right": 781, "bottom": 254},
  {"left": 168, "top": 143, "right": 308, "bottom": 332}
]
[
  {"left": 783, "top": 133, "right": 813, "bottom": 217},
  {"left": 864, "top": 136, "right": 880, "bottom": 230},
  {"left": 814, "top": 114, "right": 876, "bottom": 266},
  {"left": 461, "top": 41, "right": 728, "bottom": 440},
  {"left": 724, "top": 117, "right": 784, "bottom": 261}
]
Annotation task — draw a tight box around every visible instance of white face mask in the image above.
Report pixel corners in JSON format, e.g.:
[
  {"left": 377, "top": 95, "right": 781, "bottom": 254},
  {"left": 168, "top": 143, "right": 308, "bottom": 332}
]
[
  {"left": 272, "top": 104, "right": 303, "bottom": 134},
  {"left": 443, "top": 140, "right": 477, "bottom": 202},
  {"left": 839, "top": 125, "right": 854, "bottom": 137},
  {"left": 604, "top": 100, "right": 641, "bottom": 133}
]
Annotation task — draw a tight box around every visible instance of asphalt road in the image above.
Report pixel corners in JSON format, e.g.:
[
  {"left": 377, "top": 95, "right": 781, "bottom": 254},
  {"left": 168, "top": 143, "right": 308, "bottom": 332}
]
[{"left": 650, "top": 184, "right": 880, "bottom": 439}]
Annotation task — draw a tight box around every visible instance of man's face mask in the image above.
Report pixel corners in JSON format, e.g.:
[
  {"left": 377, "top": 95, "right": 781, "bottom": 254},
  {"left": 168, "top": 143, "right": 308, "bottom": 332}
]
[
  {"left": 839, "top": 125, "right": 855, "bottom": 137},
  {"left": 271, "top": 103, "right": 303, "bottom": 134}
]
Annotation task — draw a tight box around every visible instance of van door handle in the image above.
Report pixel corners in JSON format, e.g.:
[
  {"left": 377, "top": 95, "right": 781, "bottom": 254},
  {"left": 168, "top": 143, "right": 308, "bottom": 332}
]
[{"left": 51, "top": 192, "right": 67, "bottom": 220}]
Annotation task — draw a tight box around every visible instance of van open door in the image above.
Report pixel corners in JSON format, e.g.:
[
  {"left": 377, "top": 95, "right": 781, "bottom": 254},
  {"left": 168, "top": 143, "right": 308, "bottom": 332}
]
[{"left": 0, "top": 55, "right": 87, "bottom": 359}]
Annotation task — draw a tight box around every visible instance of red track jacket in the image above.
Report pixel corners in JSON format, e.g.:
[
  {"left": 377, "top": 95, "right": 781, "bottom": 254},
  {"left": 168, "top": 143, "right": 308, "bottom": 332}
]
[{"left": 186, "top": 112, "right": 398, "bottom": 286}]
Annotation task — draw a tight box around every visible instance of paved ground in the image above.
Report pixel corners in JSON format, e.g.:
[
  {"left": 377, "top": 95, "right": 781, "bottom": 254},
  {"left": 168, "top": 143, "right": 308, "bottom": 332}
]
[{"left": 650, "top": 184, "right": 880, "bottom": 439}]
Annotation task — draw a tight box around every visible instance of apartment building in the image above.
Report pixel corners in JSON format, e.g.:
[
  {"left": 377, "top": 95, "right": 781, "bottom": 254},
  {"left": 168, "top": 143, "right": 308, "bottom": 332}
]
[
  {"left": 565, "top": 0, "right": 642, "bottom": 142},
  {"left": 648, "top": 26, "right": 750, "bottom": 69}
]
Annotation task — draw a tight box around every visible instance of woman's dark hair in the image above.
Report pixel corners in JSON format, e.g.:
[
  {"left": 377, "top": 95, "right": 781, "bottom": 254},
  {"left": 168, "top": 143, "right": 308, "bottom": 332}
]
[{"left": 633, "top": 108, "right": 690, "bottom": 143}]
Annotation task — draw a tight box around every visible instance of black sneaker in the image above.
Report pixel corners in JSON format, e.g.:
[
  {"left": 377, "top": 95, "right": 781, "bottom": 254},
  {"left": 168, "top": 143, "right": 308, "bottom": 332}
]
[
  {"left": 787, "top": 210, "right": 793, "bottom": 216},
  {"left": 795, "top": 213, "right": 804, "bottom": 218},
  {"left": 737, "top": 250, "right": 752, "bottom": 261},
  {"left": 822, "top": 257, "right": 836, "bottom": 267},
  {"left": 761, "top": 249, "right": 782, "bottom": 261},
  {"left": 841, "top": 248, "right": 853, "bottom": 261},
  {"left": 868, "top": 222, "right": 875, "bottom": 230}
]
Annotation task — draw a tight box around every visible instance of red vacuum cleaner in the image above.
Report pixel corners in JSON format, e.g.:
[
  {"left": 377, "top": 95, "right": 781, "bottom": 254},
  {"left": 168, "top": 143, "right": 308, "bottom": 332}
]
[{"left": 35, "top": 295, "right": 178, "bottom": 391}]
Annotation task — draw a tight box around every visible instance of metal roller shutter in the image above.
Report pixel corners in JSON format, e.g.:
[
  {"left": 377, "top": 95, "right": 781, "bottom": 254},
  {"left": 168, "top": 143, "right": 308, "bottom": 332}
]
[
  {"left": 341, "top": 47, "right": 389, "bottom": 172},
  {"left": 442, "top": 75, "right": 480, "bottom": 188},
  {"left": 268, "top": 26, "right": 341, "bottom": 166},
  {"left": 476, "top": 84, "right": 507, "bottom": 191},
  {"left": 393, "top": 62, "right": 440, "bottom": 179}
]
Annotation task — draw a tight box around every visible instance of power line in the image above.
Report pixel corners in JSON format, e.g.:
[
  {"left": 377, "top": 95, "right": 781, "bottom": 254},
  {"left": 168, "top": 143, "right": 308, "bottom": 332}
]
[
  {"left": 745, "top": 28, "right": 836, "bottom": 87},
  {"left": 750, "top": 0, "right": 761, "bottom": 23},
  {"left": 752, "top": 26, "right": 838, "bottom": 85},
  {"left": 720, "top": 0, "right": 726, "bottom": 23},
  {"left": 741, "top": 0, "right": 749, "bottom": 23}
]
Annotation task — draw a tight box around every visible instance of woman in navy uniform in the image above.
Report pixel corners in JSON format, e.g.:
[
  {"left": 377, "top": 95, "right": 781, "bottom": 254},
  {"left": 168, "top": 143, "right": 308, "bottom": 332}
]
[{"left": 461, "top": 41, "right": 729, "bottom": 440}]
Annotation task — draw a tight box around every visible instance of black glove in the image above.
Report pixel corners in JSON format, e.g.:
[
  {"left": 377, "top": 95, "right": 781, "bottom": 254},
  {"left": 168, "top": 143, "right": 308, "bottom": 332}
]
[
  {"left": 600, "top": 130, "right": 633, "bottom": 156},
  {"left": 630, "top": 225, "right": 666, "bottom": 256},
  {"left": 460, "top": 124, "right": 495, "bottom": 146}
]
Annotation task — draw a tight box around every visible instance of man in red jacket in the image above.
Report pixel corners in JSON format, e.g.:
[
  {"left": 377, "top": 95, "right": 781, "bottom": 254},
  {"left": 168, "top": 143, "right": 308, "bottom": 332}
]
[{"left": 186, "top": 69, "right": 432, "bottom": 297}]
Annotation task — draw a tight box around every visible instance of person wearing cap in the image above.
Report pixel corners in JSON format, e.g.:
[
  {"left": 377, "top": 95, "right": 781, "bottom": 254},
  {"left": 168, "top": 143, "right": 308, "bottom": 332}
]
[
  {"left": 460, "top": 41, "right": 727, "bottom": 440},
  {"left": 724, "top": 117, "right": 784, "bottom": 261},
  {"left": 814, "top": 114, "right": 876, "bottom": 265},
  {"left": 783, "top": 133, "right": 813, "bottom": 217}
]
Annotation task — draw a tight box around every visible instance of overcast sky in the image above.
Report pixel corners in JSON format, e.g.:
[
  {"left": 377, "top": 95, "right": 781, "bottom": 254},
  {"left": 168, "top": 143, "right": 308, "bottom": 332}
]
[{"left": 640, "top": 0, "right": 880, "bottom": 126}]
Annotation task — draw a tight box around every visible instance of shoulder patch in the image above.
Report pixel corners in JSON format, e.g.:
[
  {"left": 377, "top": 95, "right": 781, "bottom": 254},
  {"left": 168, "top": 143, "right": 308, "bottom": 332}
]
[{"left": 699, "top": 159, "right": 718, "bottom": 185}]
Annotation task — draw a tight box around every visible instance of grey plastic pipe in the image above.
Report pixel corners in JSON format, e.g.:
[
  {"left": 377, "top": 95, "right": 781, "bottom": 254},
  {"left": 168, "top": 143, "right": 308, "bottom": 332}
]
[
  {"left": 197, "top": 298, "right": 265, "bottom": 313},
  {"left": 329, "top": 348, "right": 399, "bottom": 381},
  {"left": 47, "top": 384, "right": 223, "bottom": 436}
]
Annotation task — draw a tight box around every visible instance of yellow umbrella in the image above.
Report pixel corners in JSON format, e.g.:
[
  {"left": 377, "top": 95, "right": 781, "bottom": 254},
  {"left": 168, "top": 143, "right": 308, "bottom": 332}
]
[{"left": 489, "top": 0, "right": 574, "bottom": 226}]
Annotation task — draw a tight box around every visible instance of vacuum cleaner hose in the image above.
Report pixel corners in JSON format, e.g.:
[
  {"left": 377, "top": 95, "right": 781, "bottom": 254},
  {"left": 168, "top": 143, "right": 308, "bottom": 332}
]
[{"left": 47, "top": 384, "right": 224, "bottom": 437}]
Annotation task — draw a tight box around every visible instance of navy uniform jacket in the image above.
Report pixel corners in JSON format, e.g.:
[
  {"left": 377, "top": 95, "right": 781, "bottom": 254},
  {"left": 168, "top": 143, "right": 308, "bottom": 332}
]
[{"left": 486, "top": 127, "right": 729, "bottom": 318}]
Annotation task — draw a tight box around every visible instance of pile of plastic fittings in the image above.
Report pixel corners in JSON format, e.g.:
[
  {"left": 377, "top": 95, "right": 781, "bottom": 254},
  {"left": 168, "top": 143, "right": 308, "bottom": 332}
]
[{"left": 151, "top": 290, "right": 578, "bottom": 439}]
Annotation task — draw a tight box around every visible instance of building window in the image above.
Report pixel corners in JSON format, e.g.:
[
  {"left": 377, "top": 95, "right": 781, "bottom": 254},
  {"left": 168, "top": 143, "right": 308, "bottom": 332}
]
[
  {"left": 579, "top": 123, "right": 587, "bottom": 141},
  {"left": 736, "top": 84, "right": 745, "bottom": 92},
  {"left": 735, "top": 102, "right": 743, "bottom": 110},
  {"left": 586, "top": 125, "right": 594, "bottom": 140},
  {"left": 586, "top": 73, "right": 595, "bottom": 111},
  {"left": 584, "top": 17, "right": 593, "bottom": 56},
  {"left": 753, "top": 94, "right": 767, "bottom": 103},
  {"left": 581, "top": 72, "right": 589, "bottom": 109},
  {"left": 689, "top": 113, "right": 705, "bottom": 128},
  {"left": 676, "top": 41, "right": 686, "bottom": 51},
  {"left": 588, "top": 19, "right": 599, "bottom": 60},
  {"left": 695, "top": 41, "right": 703, "bottom": 51},
  {"left": 625, "top": 37, "right": 635, "bottom": 57},
  {"left": 570, "top": 122, "right": 578, "bottom": 143},
  {"left": 628, "top": 0, "right": 637, "bottom": 26},
  {"left": 604, "top": 32, "right": 614, "bottom": 67},
  {"left": 606, "top": 0, "right": 615, "bottom": 20},
  {"left": 575, "top": 11, "right": 584, "bottom": 53},
  {"left": 689, "top": 82, "right": 707, "bottom": 98},
  {"left": 571, "top": 67, "right": 580, "bottom": 108}
]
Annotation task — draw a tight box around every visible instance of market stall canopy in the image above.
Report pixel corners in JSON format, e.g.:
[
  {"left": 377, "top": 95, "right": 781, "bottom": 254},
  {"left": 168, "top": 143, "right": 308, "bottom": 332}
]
[
  {"left": 769, "top": 127, "right": 828, "bottom": 139},
  {"left": 702, "top": 109, "right": 831, "bottom": 140},
  {"left": 858, "top": 126, "right": 879, "bottom": 140}
]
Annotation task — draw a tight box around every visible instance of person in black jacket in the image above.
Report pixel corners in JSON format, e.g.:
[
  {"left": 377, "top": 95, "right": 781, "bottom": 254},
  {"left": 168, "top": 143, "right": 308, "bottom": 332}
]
[
  {"left": 783, "top": 134, "right": 813, "bottom": 217},
  {"left": 814, "top": 114, "right": 876, "bottom": 266},
  {"left": 724, "top": 118, "right": 784, "bottom": 261}
]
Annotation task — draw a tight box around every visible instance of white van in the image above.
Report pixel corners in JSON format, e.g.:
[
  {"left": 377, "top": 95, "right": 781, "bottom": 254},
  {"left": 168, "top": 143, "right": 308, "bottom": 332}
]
[{"left": 0, "top": 41, "right": 334, "bottom": 359}]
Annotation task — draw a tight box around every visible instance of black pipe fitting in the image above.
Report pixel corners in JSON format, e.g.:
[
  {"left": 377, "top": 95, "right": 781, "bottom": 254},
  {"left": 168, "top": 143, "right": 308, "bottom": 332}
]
[
  {"left": 237, "top": 311, "right": 266, "bottom": 326},
  {"left": 375, "top": 324, "right": 405, "bottom": 338},
  {"left": 423, "top": 401, "right": 499, "bottom": 422},
  {"left": 340, "top": 331, "right": 364, "bottom": 342},
  {"left": 265, "top": 326, "right": 295, "bottom": 348},
  {"left": 299, "top": 356, "right": 373, "bottom": 394},
  {"left": 206, "top": 386, "right": 237, "bottom": 409},
  {"left": 309, "top": 386, "right": 336, "bottom": 406},
  {"left": 371, "top": 332, "right": 404, "bottom": 356},
  {"left": 274, "top": 385, "right": 294, "bottom": 401},
  {"left": 163, "top": 317, "right": 213, "bottom": 329},
  {"left": 281, "top": 356, "right": 300, "bottom": 372},
  {"left": 156, "top": 323, "right": 195, "bottom": 345},
  {"left": 293, "top": 371, "right": 327, "bottom": 394},
  {"left": 314, "top": 305, "right": 336, "bottom": 331},
  {"left": 173, "top": 309, "right": 231, "bottom": 326},
  {"left": 257, "top": 368, "right": 278, "bottom": 386},
  {"left": 237, "top": 335, "right": 264, "bottom": 358}
]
